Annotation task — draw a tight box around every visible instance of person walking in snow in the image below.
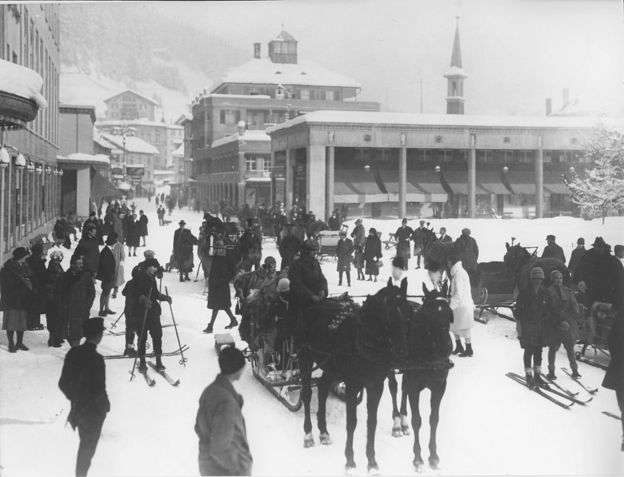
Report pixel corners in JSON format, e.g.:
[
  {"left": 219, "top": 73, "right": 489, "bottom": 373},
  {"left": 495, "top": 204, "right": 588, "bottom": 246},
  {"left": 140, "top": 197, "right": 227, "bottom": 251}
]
[
  {"left": 394, "top": 218, "right": 413, "bottom": 268},
  {"left": 336, "top": 229, "right": 354, "bottom": 287},
  {"left": 138, "top": 210, "right": 149, "bottom": 247},
  {"left": 351, "top": 219, "right": 366, "bottom": 280},
  {"left": 110, "top": 233, "right": 125, "bottom": 299},
  {"left": 96, "top": 235, "right": 116, "bottom": 317},
  {"left": 545, "top": 269, "right": 581, "bottom": 380},
  {"left": 363, "top": 228, "right": 382, "bottom": 282},
  {"left": 0, "top": 247, "right": 33, "bottom": 353},
  {"left": 205, "top": 234, "right": 238, "bottom": 334},
  {"left": 173, "top": 220, "right": 199, "bottom": 282},
  {"left": 59, "top": 317, "right": 109, "bottom": 477},
  {"left": 157, "top": 206, "right": 165, "bottom": 226},
  {"left": 513, "top": 266, "right": 548, "bottom": 389},
  {"left": 447, "top": 254, "right": 474, "bottom": 357},
  {"left": 411, "top": 220, "right": 428, "bottom": 269},
  {"left": 195, "top": 346, "right": 252, "bottom": 476},
  {"left": 602, "top": 309, "right": 624, "bottom": 452}
]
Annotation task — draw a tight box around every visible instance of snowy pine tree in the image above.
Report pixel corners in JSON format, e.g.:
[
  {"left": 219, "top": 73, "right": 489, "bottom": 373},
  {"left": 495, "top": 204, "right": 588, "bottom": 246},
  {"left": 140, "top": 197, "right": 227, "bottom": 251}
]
[{"left": 565, "top": 127, "right": 624, "bottom": 223}]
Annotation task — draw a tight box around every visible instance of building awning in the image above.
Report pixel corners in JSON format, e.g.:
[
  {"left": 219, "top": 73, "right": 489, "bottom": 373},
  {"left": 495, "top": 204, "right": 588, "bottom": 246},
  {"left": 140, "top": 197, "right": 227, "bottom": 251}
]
[
  {"left": 544, "top": 169, "right": 569, "bottom": 194},
  {"left": 478, "top": 170, "right": 512, "bottom": 195},
  {"left": 335, "top": 169, "right": 388, "bottom": 203},
  {"left": 407, "top": 170, "right": 448, "bottom": 202},
  {"left": 506, "top": 170, "right": 536, "bottom": 194},
  {"left": 442, "top": 169, "right": 490, "bottom": 195},
  {"left": 90, "top": 169, "right": 122, "bottom": 201}
]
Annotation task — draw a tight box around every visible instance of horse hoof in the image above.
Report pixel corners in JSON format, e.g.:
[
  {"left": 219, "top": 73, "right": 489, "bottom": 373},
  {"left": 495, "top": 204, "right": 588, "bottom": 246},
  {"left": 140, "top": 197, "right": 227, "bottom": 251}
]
[
  {"left": 413, "top": 460, "right": 424, "bottom": 473},
  {"left": 320, "top": 432, "right": 332, "bottom": 445},
  {"left": 303, "top": 433, "right": 315, "bottom": 448},
  {"left": 392, "top": 428, "right": 403, "bottom": 438},
  {"left": 401, "top": 425, "right": 411, "bottom": 436},
  {"left": 368, "top": 464, "right": 380, "bottom": 476},
  {"left": 429, "top": 456, "right": 440, "bottom": 470},
  {"left": 345, "top": 465, "right": 357, "bottom": 476}
]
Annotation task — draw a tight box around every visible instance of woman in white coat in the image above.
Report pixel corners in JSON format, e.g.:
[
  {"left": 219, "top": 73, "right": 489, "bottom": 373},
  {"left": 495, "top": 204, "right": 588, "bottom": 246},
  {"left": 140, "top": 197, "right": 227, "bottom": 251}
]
[
  {"left": 447, "top": 255, "right": 474, "bottom": 357},
  {"left": 110, "top": 232, "right": 126, "bottom": 299}
]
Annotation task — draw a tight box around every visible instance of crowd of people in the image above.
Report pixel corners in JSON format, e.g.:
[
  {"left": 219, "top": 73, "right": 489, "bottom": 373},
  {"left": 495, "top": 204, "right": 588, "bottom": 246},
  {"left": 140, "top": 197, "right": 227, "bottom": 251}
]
[{"left": 2, "top": 197, "right": 624, "bottom": 476}]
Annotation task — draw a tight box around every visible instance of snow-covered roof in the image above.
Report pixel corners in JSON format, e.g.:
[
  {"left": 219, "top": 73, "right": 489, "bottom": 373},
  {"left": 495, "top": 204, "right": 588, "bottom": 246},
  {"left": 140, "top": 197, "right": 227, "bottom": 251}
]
[
  {"left": 202, "top": 93, "right": 272, "bottom": 100},
  {"left": 96, "top": 119, "right": 182, "bottom": 130},
  {"left": 57, "top": 153, "right": 110, "bottom": 166},
  {"left": 269, "top": 110, "right": 624, "bottom": 133},
  {"left": 211, "top": 130, "right": 271, "bottom": 148},
  {"left": 104, "top": 89, "right": 159, "bottom": 106},
  {"left": 154, "top": 169, "right": 174, "bottom": 176},
  {"left": 0, "top": 59, "right": 47, "bottom": 109},
  {"left": 215, "top": 58, "right": 361, "bottom": 90},
  {"left": 101, "top": 133, "right": 159, "bottom": 155},
  {"left": 272, "top": 30, "right": 297, "bottom": 42}
]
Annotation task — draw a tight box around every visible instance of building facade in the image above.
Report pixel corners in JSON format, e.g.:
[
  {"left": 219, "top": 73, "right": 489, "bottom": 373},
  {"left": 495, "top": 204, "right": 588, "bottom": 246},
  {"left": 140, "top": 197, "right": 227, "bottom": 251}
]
[
  {"left": 189, "top": 30, "right": 380, "bottom": 211},
  {"left": 268, "top": 111, "right": 618, "bottom": 220},
  {"left": 96, "top": 119, "right": 183, "bottom": 170},
  {"left": 0, "top": 3, "right": 61, "bottom": 262},
  {"left": 104, "top": 90, "right": 159, "bottom": 122}
]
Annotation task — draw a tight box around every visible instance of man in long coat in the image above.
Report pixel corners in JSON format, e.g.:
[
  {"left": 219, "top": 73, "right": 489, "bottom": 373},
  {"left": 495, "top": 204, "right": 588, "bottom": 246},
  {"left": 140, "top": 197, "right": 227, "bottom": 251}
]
[
  {"left": 96, "top": 236, "right": 116, "bottom": 317},
  {"left": 568, "top": 238, "right": 586, "bottom": 284},
  {"left": 394, "top": 219, "right": 413, "bottom": 267},
  {"left": 278, "top": 224, "right": 302, "bottom": 271},
  {"left": 288, "top": 240, "right": 328, "bottom": 315},
  {"left": 541, "top": 235, "right": 566, "bottom": 263},
  {"left": 173, "top": 220, "right": 199, "bottom": 282},
  {"left": 74, "top": 225, "right": 100, "bottom": 280},
  {"left": 455, "top": 228, "right": 479, "bottom": 286},
  {"left": 336, "top": 230, "right": 354, "bottom": 287},
  {"left": 57, "top": 255, "right": 96, "bottom": 347}
]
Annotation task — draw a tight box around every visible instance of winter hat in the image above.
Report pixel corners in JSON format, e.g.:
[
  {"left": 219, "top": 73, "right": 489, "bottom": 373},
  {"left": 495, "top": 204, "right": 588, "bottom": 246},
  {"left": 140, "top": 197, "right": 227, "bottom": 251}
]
[
  {"left": 12, "top": 247, "right": 29, "bottom": 260},
  {"left": 178, "top": 220, "right": 186, "bottom": 226},
  {"left": 49, "top": 250, "right": 64, "bottom": 261},
  {"left": 143, "top": 258, "right": 161, "bottom": 269},
  {"left": 529, "top": 267, "right": 545, "bottom": 279},
  {"left": 218, "top": 346, "right": 246, "bottom": 375},
  {"left": 83, "top": 317, "right": 106, "bottom": 338},
  {"left": 546, "top": 234, "right": 555, "bottom": 241},
  {"left": 30, "top": 243, "right": 44, "bottom": 256},
  {"left": 143, "top": 250, "right": 156, "bottom": 259},
  {"left": 303, "top": 239, "right": 320, "bottom": 251},
  {"left": 263, "top": 256, "right": 276, "bottom": 268},
  {"left": 592, "top": 237, "right": 606, "bottom": 248},
  {"left": 577, "top": 238, "right": 585, "bottom": 245},
  {"left": 277, "top": 278, "right": 290, "bottom": 293},
  {"left": 462, "top": 228, "right": 471, "bottom": 236},
  {"left": 550, "top": 269, "right": 563, "bottom": 280}
]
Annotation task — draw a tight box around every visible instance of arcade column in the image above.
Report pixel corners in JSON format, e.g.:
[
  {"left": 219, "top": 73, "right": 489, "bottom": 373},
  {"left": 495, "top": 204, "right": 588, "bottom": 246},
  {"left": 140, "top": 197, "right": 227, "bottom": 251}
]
[
  {"left": 307, "top": 144, "right": 326, "bottom": 217},
  {"left": 285, "top": 149, "right": 293, "bottom": 211},
  {"left": 325, "top": 146, "right": 335, "bottom": 220},
  {"left": 238, "top": 151, "right": 246, "bottom": 207},
  {"left": 399, "top": 146, "right": 407, "bottom": 218},
  {"left": 468, "top": 134, "right": 476, "bottom": 218}
]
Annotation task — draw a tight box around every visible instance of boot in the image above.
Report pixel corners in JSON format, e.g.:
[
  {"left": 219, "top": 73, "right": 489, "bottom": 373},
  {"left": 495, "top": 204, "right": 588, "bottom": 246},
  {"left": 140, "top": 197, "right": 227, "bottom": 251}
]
[
  {"left": 8, "top": 333, "right": 16, "bottom": 353},
  {"left": 16, "top": 333, "right": 28, "bottom": 351},
  {"left": 225, "top": 319, "right": 239, "bottom": 330},
  {"left": 546, "top": 370, "right": 557, "bottom": 380},
  {"left": 533, "top": 367, "right": 545, "bottom": 386},
  {"left": 138, "top": 358, "right": 147, "bottom": 372},
  {"left": 203, "top": 325, "right": 214, "bottom": 334},
  {"left": 124, "top": 346, "right": 137, "bottom": 357},
  {"left": 155, "top": 357, "right": 166, "bottom": 371},
  {"left": 452, "top": 340, "right": 464, "bottom": 355},
  {"left": 179, "top": 274, "right": 184, "bottom": 282},
  {"left": 459, "top": 343, "right": 473, "bottom": 357},
  {"left": 571, "top": 369, "right": 581, "bottom": 379},
  {"left": 525, "top": 371, "right": 535, "bottom": 389}
]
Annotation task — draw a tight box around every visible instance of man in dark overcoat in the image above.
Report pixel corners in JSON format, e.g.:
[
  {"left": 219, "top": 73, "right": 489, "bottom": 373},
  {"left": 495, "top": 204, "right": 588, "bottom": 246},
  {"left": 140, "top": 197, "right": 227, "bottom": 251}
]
[
  {"left": 288, "top": 239, "right": 328, "bottom": 315},
  {"left": 57, "top": 255, "right": 96, "bottom": 347},
  {"left": 541, "top": 234, "right": 566, "bottom": 263},
  {"left": 59, "top": 317, "right": 109, "bottom": 477},
  {"left": 74, "top": 225, "right": 100, "bottom": 280},
  {"left": 394, "top": 218, "right": 413, "bottom": 267},
  {"left": 96, "top": 235, "right": 116, "bottom": 317},
  {"left": 173, "top": 220, "right": 198, "bottom": 282}
]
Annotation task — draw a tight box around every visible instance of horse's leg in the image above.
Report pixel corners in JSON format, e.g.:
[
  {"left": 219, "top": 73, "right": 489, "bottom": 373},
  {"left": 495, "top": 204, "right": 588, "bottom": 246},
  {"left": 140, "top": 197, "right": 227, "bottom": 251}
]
[
  {"left": 428, "top": 376, "right": 448, "bottom": 470},
  {"left": 387, "top": 373, "right": 402, "bottom": 437},
  {"left": 300, "top": 351, "right": 315, "bottom": 448},
  {"left": 365, "top": 379, "right": 384, "bottom": 474},
  {"left": 344, "top": 381, "right": 360, "bottom": 473},
  {"left": 317, "top": 371, "right": 332, "bottom": 445},
  {"left": 406, "top": 376, "right": 425, "bottom": 472},
  {"left": 400, "top": 377, "right": 410, "bottom": 436}
]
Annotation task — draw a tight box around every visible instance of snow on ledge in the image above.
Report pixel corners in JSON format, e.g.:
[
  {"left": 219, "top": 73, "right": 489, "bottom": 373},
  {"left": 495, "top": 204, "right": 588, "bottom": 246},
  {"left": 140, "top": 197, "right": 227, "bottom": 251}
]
[{"left": 0, "top": 59, "right": 48, "bottom": 109}]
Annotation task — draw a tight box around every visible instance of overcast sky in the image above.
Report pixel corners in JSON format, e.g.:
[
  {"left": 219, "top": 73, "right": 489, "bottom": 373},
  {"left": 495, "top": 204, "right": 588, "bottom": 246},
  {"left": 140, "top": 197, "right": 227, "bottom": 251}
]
[{"left": 156, "top": 0, "right": 624, "bottom": 116}]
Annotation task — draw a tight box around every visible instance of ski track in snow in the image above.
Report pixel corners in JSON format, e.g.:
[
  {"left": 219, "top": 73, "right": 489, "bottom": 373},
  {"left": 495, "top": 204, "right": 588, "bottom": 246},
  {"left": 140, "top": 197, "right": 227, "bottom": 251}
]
[{"left": 1, "top": 201, "right": 623, "bottom": 476}]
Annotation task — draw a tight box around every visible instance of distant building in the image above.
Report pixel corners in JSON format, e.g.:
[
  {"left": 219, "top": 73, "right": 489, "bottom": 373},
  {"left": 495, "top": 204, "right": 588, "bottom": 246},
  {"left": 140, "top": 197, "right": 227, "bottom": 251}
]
[
  {"left": 99, "top": 133, "right": 159, "bottom": 196},
  {"left": 0, "top": 3, "right": 61, "bottom": 261},
  {"left": 96, "top": 119, "right": 183, "bottom": 170},
  {"left": 189, "top": 29, "right": 380, "bottom": 211},
  {"left": 104, "top": 89, "right": 160, "bottom": 121}
]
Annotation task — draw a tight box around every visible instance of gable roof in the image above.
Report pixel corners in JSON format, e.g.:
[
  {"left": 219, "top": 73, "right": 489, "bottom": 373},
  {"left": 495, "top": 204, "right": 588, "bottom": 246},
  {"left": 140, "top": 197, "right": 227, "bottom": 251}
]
[
  {"left": 215, "top": 58, "right": 361, "bottom": 90},
  {"left": 104, "top": 89, "right": 160, "bottom": 106},
  {"left": 272, "top": 30, "right": 297, "bottom": 42},
  {"left": 100, "top": 133, "right": 159, "bottom": 155}
]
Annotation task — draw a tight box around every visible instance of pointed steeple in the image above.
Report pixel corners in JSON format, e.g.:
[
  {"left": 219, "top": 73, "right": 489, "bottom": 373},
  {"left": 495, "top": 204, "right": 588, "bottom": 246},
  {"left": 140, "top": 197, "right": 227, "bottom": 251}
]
[
  {"left": 444, "top": 17, "right": 467, "bottom": 114},
  {"left": 450, "top": 17, "right": 462, "bottom": 68}
]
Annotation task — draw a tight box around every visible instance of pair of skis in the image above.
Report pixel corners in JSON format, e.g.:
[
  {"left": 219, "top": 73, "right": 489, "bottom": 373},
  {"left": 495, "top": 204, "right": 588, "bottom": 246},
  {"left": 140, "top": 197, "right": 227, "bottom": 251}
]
[
  {"left": 561, "top": 367, "right": 598, "bottom": 394},
  {"left": 134, "top": 361, "right": 180, "bottom": 387},
  {"left": 505, "top": 372, "right": 593, "bottom": 409},
  {"left": 103, "top": 345, "right": 189, "bottom": 360}
]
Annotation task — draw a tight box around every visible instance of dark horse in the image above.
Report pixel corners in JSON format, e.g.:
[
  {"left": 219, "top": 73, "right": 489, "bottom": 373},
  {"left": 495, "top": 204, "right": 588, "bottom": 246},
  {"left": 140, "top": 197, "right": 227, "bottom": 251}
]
[
  {"left": 298, "top": 281, "right": 412, "bottom": 474},
  {"left": 503, "top": 241, "right": 570, "bottom": 292}
]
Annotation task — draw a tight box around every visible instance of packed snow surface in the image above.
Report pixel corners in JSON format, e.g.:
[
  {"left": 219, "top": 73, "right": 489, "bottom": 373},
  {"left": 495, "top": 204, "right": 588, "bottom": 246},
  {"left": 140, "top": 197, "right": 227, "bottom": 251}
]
[{"left": 1, "top": 205, "right": 623, "bottom": 476}]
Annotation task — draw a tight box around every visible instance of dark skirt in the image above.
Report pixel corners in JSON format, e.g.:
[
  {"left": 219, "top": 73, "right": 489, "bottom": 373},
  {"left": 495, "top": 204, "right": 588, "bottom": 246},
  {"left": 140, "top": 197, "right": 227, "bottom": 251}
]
[
  {"left": 208, "top": 280, "right": 232, "bottom": 310},
  {"left": 365, "top": 258, "right": 380, "bottom": 276},
  {"left": 2, "top": 309, "right": 28, "bottom": 331},
  {"left": 353, "top": 247, "right": 364, "bottom": 269}
]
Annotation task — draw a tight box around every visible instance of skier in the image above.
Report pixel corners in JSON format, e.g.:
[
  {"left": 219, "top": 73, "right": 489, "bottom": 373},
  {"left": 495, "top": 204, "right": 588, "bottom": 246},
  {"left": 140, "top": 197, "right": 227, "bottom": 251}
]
[
  {"left": 133, "top": 258, "right": 172, "bottom": 371},
  {"left": 58, "top": 317, "right": 109, "bottom": 477},
  {"left": 541, "top": 235, "right": 566, "bottom": 263},
  {"left": 448, "top": 254, "right": 475, "bottom": 357},
  {"left": 513, "top": 267, "right": 548, "bottom": 389},
  {"left": 195, "top": 346, "right": 252, "bottom": 476},
  {"left": 544, "top": 269, "right": 581, "bottom": 379},
  {"left": 336, "top": 229, "right": 354, "bottom": 287},
  {"left": 394, "top": 218, "right": 413, "bottom": 268}
]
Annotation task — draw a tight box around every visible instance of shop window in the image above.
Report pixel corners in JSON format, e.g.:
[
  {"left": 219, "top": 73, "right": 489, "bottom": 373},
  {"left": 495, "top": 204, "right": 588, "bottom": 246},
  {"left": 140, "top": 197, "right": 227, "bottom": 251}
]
[{"left": 246, "top": 157, "right": 257, "bottom": 171}]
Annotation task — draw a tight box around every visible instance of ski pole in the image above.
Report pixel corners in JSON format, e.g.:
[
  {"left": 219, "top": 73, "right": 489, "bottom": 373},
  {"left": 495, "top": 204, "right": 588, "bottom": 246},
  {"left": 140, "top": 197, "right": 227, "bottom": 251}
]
[
  {"left": 130, "top": 288, "right": 153, "bottom": 380},
  {"left": 165, "top": 286, "right": 187, "bottom": 366},
  {"left": 194, "top": 257, "right": 203, "bottom": 282},
  {"left": 110, "top": 310, "right": 125, "bottom": 329}
]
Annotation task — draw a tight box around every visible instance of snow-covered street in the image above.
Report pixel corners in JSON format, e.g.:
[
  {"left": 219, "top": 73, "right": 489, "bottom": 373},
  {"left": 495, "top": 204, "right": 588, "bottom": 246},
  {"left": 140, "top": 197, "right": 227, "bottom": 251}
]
[{"left": 1, "top": 200, "right": 623, "bottom": 476}]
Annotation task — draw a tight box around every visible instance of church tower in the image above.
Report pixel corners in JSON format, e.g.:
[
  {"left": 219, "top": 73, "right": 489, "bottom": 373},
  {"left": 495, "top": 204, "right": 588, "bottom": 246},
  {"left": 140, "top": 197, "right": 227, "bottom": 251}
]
[{"left": 443, "top": 18, "right": 467, "bottom": 114}]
